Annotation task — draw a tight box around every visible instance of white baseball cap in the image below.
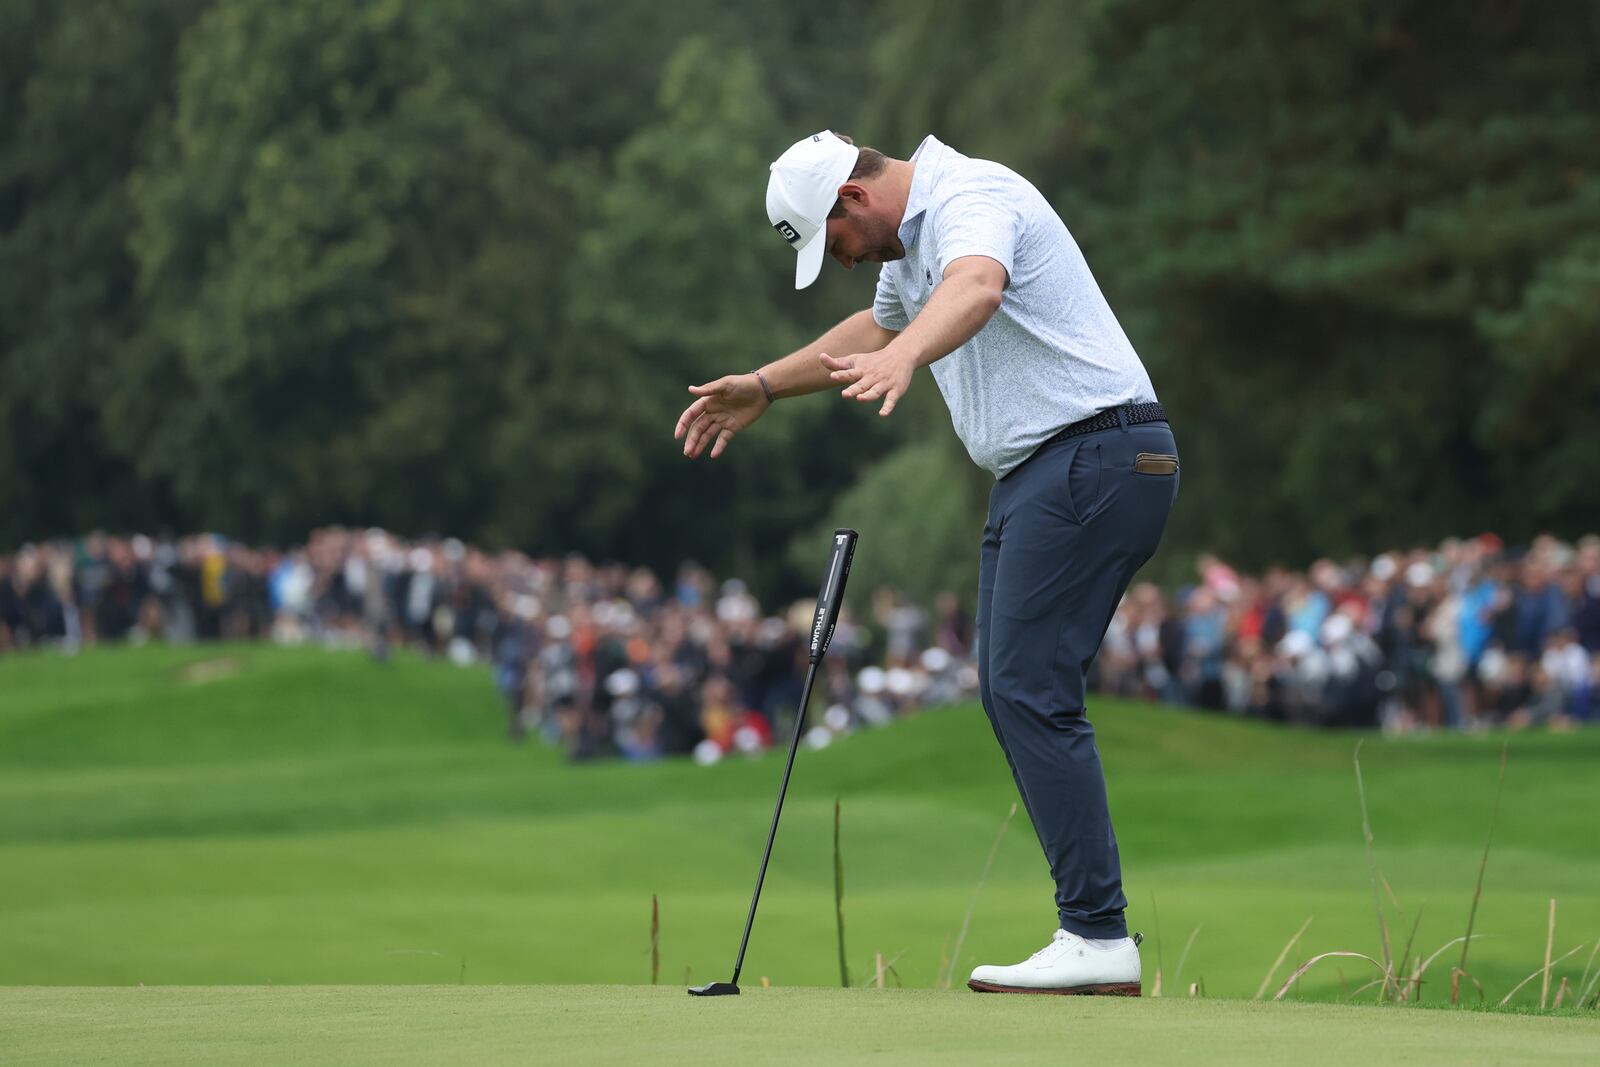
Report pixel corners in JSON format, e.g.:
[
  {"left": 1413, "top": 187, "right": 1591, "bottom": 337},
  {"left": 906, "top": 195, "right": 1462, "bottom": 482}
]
[{"left": 766, "top": 130, "right": 860, "bottom": 289}]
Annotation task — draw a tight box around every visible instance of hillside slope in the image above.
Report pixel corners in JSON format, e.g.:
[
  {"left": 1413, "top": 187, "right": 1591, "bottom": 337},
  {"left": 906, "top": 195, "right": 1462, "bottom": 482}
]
[{"left": 2, "top": 644, "right": 1595, "bottom": 1003}]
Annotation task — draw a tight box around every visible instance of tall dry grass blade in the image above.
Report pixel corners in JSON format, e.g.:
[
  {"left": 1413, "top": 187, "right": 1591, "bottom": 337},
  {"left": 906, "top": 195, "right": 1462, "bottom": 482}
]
[
  {"left": 1451, "top": 967, "right": 1485, "bottom": 1006},
  {"left": 1274, "top": 951, "right": 1385, "bottom": 1001},
  {"left": 945, "top": 802, "right": 1017, "bottom": 989},
  {"left": 1398, "top": 906, "right": 1426, "bottom": 1002},
  {"left": 880, "top": 948, "right": 909, "bottom": 988},
  {"left": 1576, "top": 940, "right": 1600, "bottom": 1009},
  {"left": 1377, "top": 923, "right": 1395, "bottom": 1000},
  {"left": 1409, "top": 933, "right": 1481, "bottom": 1003},
  {"left": 1379, "top": 873, "right": 1410, "bottom": 1002},
  {"left": 1173, "top": 925, "right": 1202, "bottom": 994},
  {"left": 1497, "top": 944, "right": 1587, "bottom": 1008},
  {"left": 650, "top": 894, "right": 660, "bottom": 986},
  {"left": 834, "top": 798, "right": 850, "bottom": 988},
  {"left": 1353, "top": 741, "right": 1396, "bottom": 1000},
  {"left": 1149, "top": 891, "right": 1166, "bottom": 987},
  {"left": 874, "top": 951, "right": 886, "bottom": 989},
  {"left": 1578, "top": 939, "right": 1600, "bottom": 1004},
  {"left": 1458, "top": 741, "right": 1509, "bottom": 999},
  {"left": 1255, "top": 916, "right": 1314, "bottom": 1000},
  {"left": 1379, "top": 874, "right": 1402, "bottom": 912},
  {"left": 1151, "top": 969, "right": 1162, "bottom": 998},
  {"left": 1396, "top": 902, "right": 1425, "bottom": 1002},
  {"left": 1542, "top": 898, "right": 1557, "bottom": 1010},
  {"left": 1347, "top": 976, "right": 1387, "bottom": 1001},
  {"left": 1555, "top": 976, "right": 1571, "bottom": 1009},
  {"left": 935, "top": 933, "right": 951, "bottom": 991},
  {"left": 1417, "top": 935, "right": 1477, "bottom": 976},
  {"left": 1381, "top": 873, "right": 1411, "bottom": 999}
]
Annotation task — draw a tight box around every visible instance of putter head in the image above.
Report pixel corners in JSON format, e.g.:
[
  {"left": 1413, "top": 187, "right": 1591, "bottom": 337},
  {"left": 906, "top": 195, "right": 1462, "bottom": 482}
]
[{"left": 687, "top": 981, "right": 740, "bottom": 997}]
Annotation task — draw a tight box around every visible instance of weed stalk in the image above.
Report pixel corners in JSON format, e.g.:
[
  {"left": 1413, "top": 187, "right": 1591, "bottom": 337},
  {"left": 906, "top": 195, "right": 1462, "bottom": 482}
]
[
  {"left": 834, "top": 798, "right": 849, "bottom": 988},
  {"left": 944, "top": 802, "right": 1017, "bottom": 989},
  {"left": 1149, "top": 891, "right": 1166, "bottom": 998},
  {"left": 1498, "top": 943, "right": 1586, "bottom": 1008},
  {"left": 1541, "top": 898, "right": 1556, "bottom": 1010},
  {"left": 1455, "top": 741, "right": 1508, "bottom": 1001},
  {"left": 1174, "top": 925, "right": 1202, "bottom": 994},
  {"left": 1256, "top": 917, "right": 1314, "bottom": 1000},
  {"left": 1353, "top": 741, "right": 1396, "bottom": 1000},
  {"left": 1576, "top": 939, "right": 1600, "bottom": 1008}
]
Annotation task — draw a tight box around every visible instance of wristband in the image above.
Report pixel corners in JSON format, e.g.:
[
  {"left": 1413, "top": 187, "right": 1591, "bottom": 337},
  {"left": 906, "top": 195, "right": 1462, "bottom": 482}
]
[{"left": 751, "top": 369, "right": 774, "bottom": 404}]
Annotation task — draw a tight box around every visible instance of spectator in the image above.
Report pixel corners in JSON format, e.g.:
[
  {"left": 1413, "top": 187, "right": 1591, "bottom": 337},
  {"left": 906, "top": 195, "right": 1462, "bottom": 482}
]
[{"left": 5, "top": 528, "right": 1596, "bottom": 755}]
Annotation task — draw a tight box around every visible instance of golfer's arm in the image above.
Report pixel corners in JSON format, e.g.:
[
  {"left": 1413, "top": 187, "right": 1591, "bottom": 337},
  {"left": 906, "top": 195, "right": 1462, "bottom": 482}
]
[
  {"left": 885, "top": 256, "right": 1006, "bottom": 370},
  {"left": 758, "top": 309, "right": 897, "bottom": 399}
]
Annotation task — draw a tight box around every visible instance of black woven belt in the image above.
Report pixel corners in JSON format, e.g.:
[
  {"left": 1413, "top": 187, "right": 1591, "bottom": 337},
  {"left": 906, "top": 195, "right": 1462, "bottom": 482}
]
[{"left": 1045, "top": 402, "right": 1168, "bottom": 447}]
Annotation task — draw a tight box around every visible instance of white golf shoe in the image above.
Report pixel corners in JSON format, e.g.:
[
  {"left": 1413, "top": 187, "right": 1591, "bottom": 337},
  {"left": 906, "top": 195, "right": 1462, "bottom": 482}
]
[{"left": 967, "top": 929, "right": 1142, "bottom": 996}]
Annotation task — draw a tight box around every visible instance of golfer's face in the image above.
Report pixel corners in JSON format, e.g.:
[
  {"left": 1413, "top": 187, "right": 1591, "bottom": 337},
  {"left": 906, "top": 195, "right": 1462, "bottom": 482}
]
[{"left": 824, "top": 210, "right": 903, "bottom": 272}]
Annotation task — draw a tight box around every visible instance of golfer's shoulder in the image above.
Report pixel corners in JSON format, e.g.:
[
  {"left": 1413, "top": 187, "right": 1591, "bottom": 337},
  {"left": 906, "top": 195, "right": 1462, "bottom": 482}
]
[
  {"left": 928, "top": 152, "right": 1029, "bottom": 204},
  {"left": 925, "top": 152, "right": 1045, "bottom": 234}
]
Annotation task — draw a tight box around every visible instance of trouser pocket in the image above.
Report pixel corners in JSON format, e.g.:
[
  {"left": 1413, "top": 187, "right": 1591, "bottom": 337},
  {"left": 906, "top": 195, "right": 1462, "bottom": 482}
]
[{"left": 1133, "top": 453, "right": 1179, "bottom": 475}]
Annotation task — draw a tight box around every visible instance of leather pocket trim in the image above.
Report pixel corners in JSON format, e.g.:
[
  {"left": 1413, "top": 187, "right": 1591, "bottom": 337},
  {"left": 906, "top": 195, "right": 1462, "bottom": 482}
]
[{"left": 1134, "top": 453, "right": 1179, "bottom": 475}]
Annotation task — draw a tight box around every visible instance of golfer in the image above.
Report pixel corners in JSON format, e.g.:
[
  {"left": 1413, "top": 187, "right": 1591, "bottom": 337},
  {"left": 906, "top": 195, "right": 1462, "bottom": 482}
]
[{"left": 675, "top": 131, "right": 1178, "bottom": 996}]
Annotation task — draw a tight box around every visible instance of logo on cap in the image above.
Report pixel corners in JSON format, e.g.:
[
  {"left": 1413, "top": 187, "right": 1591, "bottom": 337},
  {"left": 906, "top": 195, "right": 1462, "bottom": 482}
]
[{"left": 774, "top": 220, "right": 801, "bottom": 244}]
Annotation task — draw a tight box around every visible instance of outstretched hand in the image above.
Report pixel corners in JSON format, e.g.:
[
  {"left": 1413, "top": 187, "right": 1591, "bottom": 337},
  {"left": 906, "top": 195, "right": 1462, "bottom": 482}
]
[
  {"left": 821, "top": 348, "right": 915, "bottom": 416},
  {"left": 674, "top": 373, "right": 770, "bottom": 459}
]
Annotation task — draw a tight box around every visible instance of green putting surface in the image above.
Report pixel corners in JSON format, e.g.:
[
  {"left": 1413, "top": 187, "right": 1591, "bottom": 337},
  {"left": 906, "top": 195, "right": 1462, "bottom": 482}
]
[
  {"left": 4, "top": 986, "right": 1598, "bottom": 1066},
  {"left": 2, "top": 643, "right": 1598, "bottom": 1010}
]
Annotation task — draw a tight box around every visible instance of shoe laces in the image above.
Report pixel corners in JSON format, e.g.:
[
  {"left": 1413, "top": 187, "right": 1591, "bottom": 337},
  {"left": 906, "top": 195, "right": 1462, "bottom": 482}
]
[{"left": 1027, "top": 929, "right": 1075, "bottom": 962}]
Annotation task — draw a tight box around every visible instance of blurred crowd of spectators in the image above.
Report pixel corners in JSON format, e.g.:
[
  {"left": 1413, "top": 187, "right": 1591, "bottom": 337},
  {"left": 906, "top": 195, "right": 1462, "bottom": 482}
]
[
  {"left": 3, "top": 529, "right": 1595, "bottom": 759},
  {"left": 0, "top": 528, "right": 975, "bottom": 762},
  {"left": 1097, "top": 534, "right": 1600, "bottom": 732}
]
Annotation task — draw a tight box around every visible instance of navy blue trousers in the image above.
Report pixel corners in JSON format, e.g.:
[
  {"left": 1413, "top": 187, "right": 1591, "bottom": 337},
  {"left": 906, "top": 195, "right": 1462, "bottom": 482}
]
[{"left": 977, "top": 419, "right": 1179, "bottom": 938}]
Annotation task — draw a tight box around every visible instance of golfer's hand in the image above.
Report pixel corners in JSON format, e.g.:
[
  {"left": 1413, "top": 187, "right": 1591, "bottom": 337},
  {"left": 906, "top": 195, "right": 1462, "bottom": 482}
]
[
  {"left": 821, "top": 349, "right": 914, "bottom": 417},
  {"left": 675, "top": 373, "right": 770, "bottom": 459}
]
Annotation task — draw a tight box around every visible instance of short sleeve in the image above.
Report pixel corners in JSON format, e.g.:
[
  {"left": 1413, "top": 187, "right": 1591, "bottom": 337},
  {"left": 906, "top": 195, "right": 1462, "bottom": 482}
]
[
  {"left": 872, "top": 266, "right": 909, "bottom": 332},
  {"left": 928, "top": 184, "right": 1019, "bottom": 285}
]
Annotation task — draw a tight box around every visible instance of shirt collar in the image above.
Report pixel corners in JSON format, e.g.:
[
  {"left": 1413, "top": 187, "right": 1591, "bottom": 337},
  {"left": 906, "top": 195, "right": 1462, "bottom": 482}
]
[{"left": 897, "top": 134, "right": 946, "bottom": 248}]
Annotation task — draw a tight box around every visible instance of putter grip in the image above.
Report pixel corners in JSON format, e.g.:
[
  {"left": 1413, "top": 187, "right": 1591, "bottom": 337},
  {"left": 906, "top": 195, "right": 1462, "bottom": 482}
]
[{"left": 808, "top": 529, "right": 858, "bottom": 663}]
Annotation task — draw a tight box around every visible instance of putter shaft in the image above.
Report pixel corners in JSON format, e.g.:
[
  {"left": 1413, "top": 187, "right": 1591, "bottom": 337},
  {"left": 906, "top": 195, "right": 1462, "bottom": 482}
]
[
  {"left": 692, "top": 530, "right": 856, "bottom": 997},
  {"left": 728, "top": 660, "right": 819, "bottom": 988}
]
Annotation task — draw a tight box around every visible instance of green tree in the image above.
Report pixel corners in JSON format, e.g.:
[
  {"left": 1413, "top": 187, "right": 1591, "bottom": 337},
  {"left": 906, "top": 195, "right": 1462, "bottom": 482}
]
[
  {"left": 1, "top": 0, "right": 900, "bottom": 588},
  {"left": 793, "top": 433, "right": 986, "bottom": 609},
  {"left": 570, "top": 37, "right": 901, "bottom": 588},
  {"left": 0, "top": 0, "right": 209, "bottom": 543},
  {"left": 117, "top": 0, "right": 563, "bottom": 539},
  {"left": 1060, "top": 0, "right": 1600, "bottom": 563},
  {"left": 862, "top": 0, "right": 1105, "bottom": 173}
]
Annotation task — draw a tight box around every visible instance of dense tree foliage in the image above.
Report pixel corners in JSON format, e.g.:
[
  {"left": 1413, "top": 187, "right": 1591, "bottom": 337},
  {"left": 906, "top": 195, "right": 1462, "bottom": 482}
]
[
  {"left": 3, "top": 0, "right": 1595, "bottom": 598},
  {"left": 0, "top": 0, "right": 206, "bottom": 537},
  {"left": 1060, "top": 0, "right": 1600, "bottom": 565}
]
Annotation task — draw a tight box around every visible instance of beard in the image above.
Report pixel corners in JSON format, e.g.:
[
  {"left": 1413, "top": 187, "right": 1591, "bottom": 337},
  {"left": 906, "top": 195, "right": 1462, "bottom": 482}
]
[
  {"left": 836, "top": 206, "right": 904, "bottom": 264},
  {"left": 859, "top": 214, "right": 905, "bottom": 262}
]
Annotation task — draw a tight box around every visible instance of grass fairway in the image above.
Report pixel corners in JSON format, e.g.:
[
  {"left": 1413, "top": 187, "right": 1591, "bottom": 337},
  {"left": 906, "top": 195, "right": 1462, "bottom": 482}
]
[
  {"left": 3, "top": 642, "right": 1599, "bottom": 1046},
  {"left": 4, "top": 986, "right": 1599, "bottom": 1066}
]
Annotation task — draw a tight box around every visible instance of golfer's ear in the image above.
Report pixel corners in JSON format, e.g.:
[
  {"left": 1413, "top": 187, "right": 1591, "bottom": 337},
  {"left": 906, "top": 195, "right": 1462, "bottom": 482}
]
[{"left": 835, "top": 183, "right": 868, "bottom": 208}]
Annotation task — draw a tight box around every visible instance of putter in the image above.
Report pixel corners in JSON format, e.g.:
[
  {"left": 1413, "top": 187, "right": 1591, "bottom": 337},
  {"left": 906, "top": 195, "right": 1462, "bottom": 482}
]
[{"left": 689, "top": 528, "right": 858, "bottom": 997}]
